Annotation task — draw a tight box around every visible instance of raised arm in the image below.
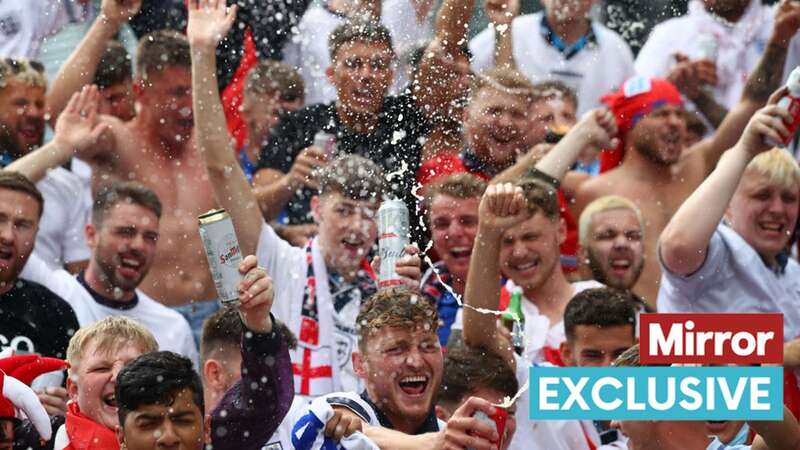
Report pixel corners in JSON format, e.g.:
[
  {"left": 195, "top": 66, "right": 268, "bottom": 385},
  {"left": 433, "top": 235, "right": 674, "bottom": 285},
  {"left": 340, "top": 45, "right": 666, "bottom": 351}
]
[
  {"left": 463, "top": 183, "right": 530, "bottom": 367},
  {"left": 187, "top": 0, "right": 262, "bottom": 256},
  {"left": 692, "top": 0, "right": 800, "bottom": 174},
  {"left": 484, "top": 0, "right": 518, "bottom": 69},
  {"left": 46, "top": 0, "right": 142, "bottom": 122},
  {"left": 7, "top": 87, "right": 106, "bottom": 183},
  {"left": 414, "top": 0, "right": 475, "bottom": 115},
  {"left": 660, "top": 92, "right": 791, "bottom": 275},
  {"left": 210, "top": 255, "right": 294, "bottom": 450},
  {"left": 493, "top": 108, "right": 617, "bottom": 185},
  {"left": 667, "top": 52, "right": 728, "bottom": 128}
]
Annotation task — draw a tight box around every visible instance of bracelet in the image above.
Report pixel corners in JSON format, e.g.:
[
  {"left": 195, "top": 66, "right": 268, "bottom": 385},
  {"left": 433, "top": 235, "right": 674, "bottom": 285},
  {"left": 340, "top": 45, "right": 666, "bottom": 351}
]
[{"left": 525, "top": 167, "right": 561, "bottom": 189}]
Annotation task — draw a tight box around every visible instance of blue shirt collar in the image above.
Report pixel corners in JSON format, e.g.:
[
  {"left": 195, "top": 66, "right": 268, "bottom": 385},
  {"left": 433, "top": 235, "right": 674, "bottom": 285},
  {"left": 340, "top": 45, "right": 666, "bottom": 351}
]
[{"left": 539, "top": 14, "right": 596, "bottom": 59}]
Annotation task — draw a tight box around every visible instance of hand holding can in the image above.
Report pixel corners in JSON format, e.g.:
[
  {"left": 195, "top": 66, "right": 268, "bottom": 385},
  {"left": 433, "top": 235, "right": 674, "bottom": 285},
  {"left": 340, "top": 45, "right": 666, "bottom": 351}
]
[
  {"left": 467, "top": 408, "right": 508, "bottom": 450},
  {"left": 378, "top": 199, "right": 410, "bottom": 288},
  {"left": 198, "top": 209, "right": 243, "bottom": 305},
  {"left": 313, "top": 131, "right": 338, "bottom": 160}
]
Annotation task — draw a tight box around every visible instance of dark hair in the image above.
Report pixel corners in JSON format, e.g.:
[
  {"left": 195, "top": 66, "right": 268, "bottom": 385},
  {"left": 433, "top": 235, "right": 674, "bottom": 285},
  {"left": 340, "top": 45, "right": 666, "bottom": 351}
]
[
  {"left": 95, "top": 41, "right": 132, "bottom": 89},
  {"left": 684, "top": 110, "right": 707, "bottom": 138},
  {"left": 423, "top": 173, "right": 487, "bottom": 206},
  {"left": 518, "top": 178, "right": 560, "bottom": 221},
  {"left": 116, "top": 351, "right": 204, "bottom": 426},
  {"left": 0, "top": 171, "right": 44, "bottom": 217},
  {"left": 244, "top": 60, "right": 304, "bottom": 103},
  {"left": 92, "top": 182, "right": 162, "bottom": 227},
  {"left": 356, "top": 287, "right": 438, "bottom": 352},
  {"left": 563, "top": 288, "right": 637, "bottom": 342},
  {"left": 531, "top": 80, "right": 578, "bottom": 110},
  {"left": 135, "top": 30, "right": 191, "bottom": 78},
  {"left": 200, "top": 307, "right": 297, "bottom": 366},
  {"left": 316, "top": 154, "right": 383, "bottom": 202},
  {"left": 328, "top": 18, "right": 394, "bottom": 61},
  {"left": 437, "top": 341, "right": 518, "bottom": 411}
]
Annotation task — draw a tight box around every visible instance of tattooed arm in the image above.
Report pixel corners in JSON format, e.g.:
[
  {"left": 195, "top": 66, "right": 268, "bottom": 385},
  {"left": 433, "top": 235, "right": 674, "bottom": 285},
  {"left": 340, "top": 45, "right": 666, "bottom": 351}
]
[{"left": 692, "top": 0, "right": 800, "bottom": 174}]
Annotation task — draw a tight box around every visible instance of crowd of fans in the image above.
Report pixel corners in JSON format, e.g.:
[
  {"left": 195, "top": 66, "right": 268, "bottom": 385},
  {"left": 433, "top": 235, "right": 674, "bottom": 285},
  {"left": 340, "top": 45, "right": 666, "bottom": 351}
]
[{"left": 1, "top": 0, "right": 800, "bottom": 449}]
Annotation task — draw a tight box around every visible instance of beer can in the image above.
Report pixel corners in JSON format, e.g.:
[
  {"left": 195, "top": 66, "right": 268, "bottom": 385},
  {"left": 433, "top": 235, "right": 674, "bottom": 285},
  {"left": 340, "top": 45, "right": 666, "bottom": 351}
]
[
  {"left": 313, "top": 131, "right": 337, "bottom": 159},
  {"left": 378, "top": 199, "right": 409, "bottom": 288},
  {"left": 198, "top": 209, "right": 242, "bottom": 305},
  {"left": 467, "top": 408, "right": 508, "bottom": 450}
]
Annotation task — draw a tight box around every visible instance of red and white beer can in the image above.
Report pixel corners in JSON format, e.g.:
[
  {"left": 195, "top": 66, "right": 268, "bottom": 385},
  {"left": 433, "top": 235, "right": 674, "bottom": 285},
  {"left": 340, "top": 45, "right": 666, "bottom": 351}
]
[{"left": 377, "top": 198, "right": 409, "bottom": 288}]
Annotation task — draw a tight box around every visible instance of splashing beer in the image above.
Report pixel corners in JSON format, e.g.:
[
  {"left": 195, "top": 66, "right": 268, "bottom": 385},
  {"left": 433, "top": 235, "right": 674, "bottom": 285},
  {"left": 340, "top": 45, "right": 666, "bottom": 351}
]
[{"left": 378, "top": 198, "right": 409, "bottom": 288}]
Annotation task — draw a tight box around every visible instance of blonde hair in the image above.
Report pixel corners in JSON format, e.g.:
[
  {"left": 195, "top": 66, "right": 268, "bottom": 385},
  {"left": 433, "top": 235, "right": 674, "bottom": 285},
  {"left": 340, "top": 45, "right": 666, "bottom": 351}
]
[
  {"left": 470, "top": 67, "right": 535, "bottom": 102},
  {"left": 743, "top": 148, "right": 800, "bottom": 191},
  {"left": 67, "top": 316, "right": 158, "bottom": 377},
  {"left": 613, "top": 343, "right": 640, "bottom": 367},
  {"left": 0, "top": 58, "right": 46, "bottom": 90},
  {"left": 579, "top": 195, "right": 644, "bottom": 245}
]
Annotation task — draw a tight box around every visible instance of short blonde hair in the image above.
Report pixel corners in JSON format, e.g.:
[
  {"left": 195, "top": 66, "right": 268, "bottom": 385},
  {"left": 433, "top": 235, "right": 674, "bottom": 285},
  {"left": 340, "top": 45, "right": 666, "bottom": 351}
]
[
  {"left": 0, "top": 58, "right": 46, "bottom": 90},
  {"left": 579, "top": 195, "right": 644, "bottom": 245},
  {"left": 613, "top": 343, "right": 640, "bottom": 367},
  {"left": 470, "top": 67, "right": 535, "bottom": 103},
  {"left": 67, "top": 317, "right": 158, "bottom": 378},
  {"left": 743, "top": 148, "right": 800, "bottom": 192}
]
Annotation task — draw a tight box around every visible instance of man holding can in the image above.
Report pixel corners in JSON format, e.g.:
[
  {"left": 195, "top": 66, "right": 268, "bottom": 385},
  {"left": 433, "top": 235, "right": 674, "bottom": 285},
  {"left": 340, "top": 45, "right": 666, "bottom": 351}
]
[
  {"left": 7, "top": 105, "right": 198, "bottom": 366},
  {"left": 187, "top": 0, "right": 421, "bottom": 401},
  {"left": 289, "top": 287, "right": 508, "bottom": 450}
]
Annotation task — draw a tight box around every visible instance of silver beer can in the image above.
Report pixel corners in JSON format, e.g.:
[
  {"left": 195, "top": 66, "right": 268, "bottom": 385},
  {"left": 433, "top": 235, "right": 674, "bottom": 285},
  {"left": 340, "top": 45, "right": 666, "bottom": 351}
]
[
  {"left": 198, "top": 209, "right": 243, "bottom": 305},
  {"left": 378, "top": 198, "right": 409, "bottom": 288},
  {"left": 313, "top": 131, "right": 337, "bottom": 159}
]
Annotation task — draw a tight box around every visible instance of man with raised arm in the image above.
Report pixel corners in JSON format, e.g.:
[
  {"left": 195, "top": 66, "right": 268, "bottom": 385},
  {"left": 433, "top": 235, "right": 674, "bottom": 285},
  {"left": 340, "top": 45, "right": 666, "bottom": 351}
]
[
  {"left": 253, "top": 0, "right": 476, "bottom": 242},
  {"left": 61, "top": 28, "right": 223, "bottom": 342},
  {"left": 574, "top": 1, "right": 800, "bottom": 307},
  {"left": 187, "top": 0, "right": 421, "bottom": 400},
  {"left": 420, "top": 109, "right": 616, "bottom": 357},
  {"left": 658, "top": 91, "right": 800, "bottom": 340},
  {"left": 45, "top": 0, "right": 142, "bottom": 123}
]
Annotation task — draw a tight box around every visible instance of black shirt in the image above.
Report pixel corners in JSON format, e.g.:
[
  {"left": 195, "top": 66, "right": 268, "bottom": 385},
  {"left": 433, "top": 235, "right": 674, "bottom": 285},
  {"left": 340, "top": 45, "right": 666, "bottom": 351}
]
[
  {"left": 0, "top": 279, "right": 79, "bottom": 359},
  {"left": 257, "top": 93, "right": 431, "bottom": 240}
]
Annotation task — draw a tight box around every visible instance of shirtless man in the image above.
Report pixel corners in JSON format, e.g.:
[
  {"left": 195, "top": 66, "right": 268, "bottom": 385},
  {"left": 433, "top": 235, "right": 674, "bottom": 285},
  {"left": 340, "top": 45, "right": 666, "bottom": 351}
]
[
  {"left": 77, "top": 30, "right": 221, "bottom": 340},
  {"left": 574, "top": 0, "right": 800, "bottom": 307}
]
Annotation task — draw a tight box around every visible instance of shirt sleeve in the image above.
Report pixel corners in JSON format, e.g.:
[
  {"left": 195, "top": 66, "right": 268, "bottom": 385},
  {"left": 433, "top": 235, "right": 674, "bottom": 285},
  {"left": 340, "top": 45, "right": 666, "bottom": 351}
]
[
  {"left": 255, "top": 222, "right": 305, "bottom": 322},
  {"left": 34, "top": 0, "right": 70, "bottom": 42},
  {"left": 210, "top": 316, "right": 294, "bottom": 450},
  {"left": 19, "top": 252, "right": 75, "bottom": 299},
  {"left": 61, "top": 189, "right": 91, "bottom": 264},
  {"left": 469, "top": 26, "right": 495, "bottom": 73},
  {"left": 633, "top": 24, "right": 672, "bottom": 78},
  {"left": 658, "top": 227, "right": 729, "bottom": 302}
]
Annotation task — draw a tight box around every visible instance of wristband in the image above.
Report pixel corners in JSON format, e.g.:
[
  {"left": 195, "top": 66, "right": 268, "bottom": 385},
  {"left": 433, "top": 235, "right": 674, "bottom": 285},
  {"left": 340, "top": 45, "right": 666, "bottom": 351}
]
[{"left": 525, "top": 167, "right": 561, "bottom": 189}]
